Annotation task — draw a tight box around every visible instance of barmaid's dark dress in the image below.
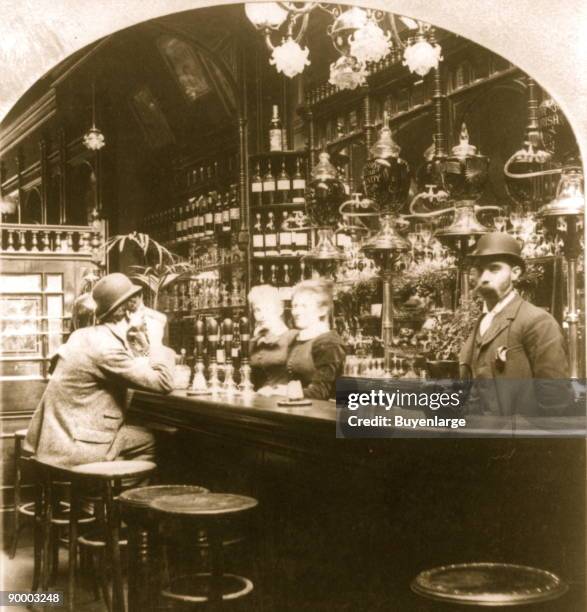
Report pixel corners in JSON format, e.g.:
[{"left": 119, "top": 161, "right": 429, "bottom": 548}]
[
  {"left": 286, "top": 330, "right": 346, "bottom": 400},
  {"left": 250, "top": 328, "right": 298, "bottom": 389}
]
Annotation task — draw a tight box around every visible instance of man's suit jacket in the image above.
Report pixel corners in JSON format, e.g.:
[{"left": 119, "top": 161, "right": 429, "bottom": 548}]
[
  {"left": 459, "top": 294, "right": 572, "bottom": 416},
  {"left": 26, "top": 324, "right": 175, "bottom": 465}
]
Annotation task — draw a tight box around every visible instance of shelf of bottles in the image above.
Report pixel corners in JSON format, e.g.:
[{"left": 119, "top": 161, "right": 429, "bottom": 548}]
[
  {"left": 141, "top": 153, "right": 241, "bottom": 248},
  {"left": 250, "top": 105, "right": 311, "bottom": 299}
]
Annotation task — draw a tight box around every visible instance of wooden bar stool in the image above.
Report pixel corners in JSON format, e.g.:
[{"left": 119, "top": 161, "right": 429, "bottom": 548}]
[
  {"left": 32, "top": 458, "right": 157, "bottom": 612},
  {"left": 119, "top": 485, "right": 210, "bottom": 612},
  {"left": 150, "top": 493, "right": 258, "bottom": 610},
  {"left": 411, "top": 562, "right": 568, "bottom": 608},
  {"left": 9, "top": 429, "right": 34, "bottom": 559}
]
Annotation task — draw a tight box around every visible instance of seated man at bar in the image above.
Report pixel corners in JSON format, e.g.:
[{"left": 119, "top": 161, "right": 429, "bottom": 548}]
[
  {"left": 26, "top": 273, "right": 175, "bottom": 466},
  {"left": 460, "top": 232, "right": 573, "bottom": 415},
  {"left": 286, "top": 279, "right": 346, "bottom": 400},
  {"left": 249, "top": 284, "right": 297, "bottom": 395}
]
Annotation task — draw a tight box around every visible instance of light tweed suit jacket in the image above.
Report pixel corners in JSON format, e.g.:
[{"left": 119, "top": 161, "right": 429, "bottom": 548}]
[{"left": 26, "top": 323, "right": 175, "bottom": 466}]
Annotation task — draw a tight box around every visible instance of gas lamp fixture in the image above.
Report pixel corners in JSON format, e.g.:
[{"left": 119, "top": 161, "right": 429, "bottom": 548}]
[
  {"left": 244, "top": 3, "right": 441, "bottom": 88},
  {"left": 83, "top": 82, "right": 105, "bottom": 151}
]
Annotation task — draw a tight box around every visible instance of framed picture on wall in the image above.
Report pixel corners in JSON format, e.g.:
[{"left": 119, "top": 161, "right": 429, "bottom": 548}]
[
  {"left": 130, "top": 86, "right": 174, "bottom": 149},
  {"left": 158, "top": 35, "right": 212, "bottom": 102}
]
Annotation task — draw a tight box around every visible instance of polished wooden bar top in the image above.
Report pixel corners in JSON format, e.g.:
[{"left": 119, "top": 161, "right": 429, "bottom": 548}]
[{"left": 129, "top": 390, "right": 337, "bottom": 448}]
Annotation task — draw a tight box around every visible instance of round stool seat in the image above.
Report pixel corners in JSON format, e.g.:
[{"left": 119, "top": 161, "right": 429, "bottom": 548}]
[
  {"left": 78, "top": 528, "right": 128, "bottom": 548},
  {"left": 411, "top": 562, "right": 568, "bottom": 606},
  {"left": 151, "top": 493, "right": 258, "bottom": 516},
  {"left": 70, "top": 460, "right": 156, "bottom": 479},
  {"left": 161, "top": 573, "right": 253, "bottom": 604},
  {"left": 120, "top": 484, "right": 209, "bottom": 510}
]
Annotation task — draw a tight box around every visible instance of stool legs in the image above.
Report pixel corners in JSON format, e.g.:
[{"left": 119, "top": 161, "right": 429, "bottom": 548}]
[
  {"left": 67, "top": 484, "right": 80, "bottom": 612},
  {"left": 41, "top": 473, "right": 53, "bottom": 591},
  {"left": 104, "top": 479, "right": 125, "bottom": 612},
  {"left": 9, "top": 436, "right": 22, "bottom": 559},
  {"left": 209, "top": 525, "right": 225, "bottom": 606},
  {"left": 127, "top": 522, "right": 154, "bottom": 612},
  {"left": 31, "top": 478, "right": 43, "bottom": 591}
]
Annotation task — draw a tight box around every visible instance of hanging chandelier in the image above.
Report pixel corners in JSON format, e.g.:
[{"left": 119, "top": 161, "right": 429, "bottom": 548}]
[
  {"left": 244, "top": 3, "right": 441, "bottom": 89},
  {"left": 83, "top": 82, "right": 106, "bottom": 151}
]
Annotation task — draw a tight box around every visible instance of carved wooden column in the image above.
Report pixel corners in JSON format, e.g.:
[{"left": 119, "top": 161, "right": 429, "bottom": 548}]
[
  {"left": 39, "top": 139, "right": 49, "bottom": 224},
  {"left": 430, "top": 30, "right": 447, "bottom": 158},
  {"left": 59, "top": 128, "right": 67, "bottom": 224},
  {"left": 16, "top": 151, "right": 23, "bottom": 224}
]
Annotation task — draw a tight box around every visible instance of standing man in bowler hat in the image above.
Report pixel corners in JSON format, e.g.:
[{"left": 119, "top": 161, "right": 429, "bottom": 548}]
[
  {"left": 26, "top": 273, "right": 175, "bottom": 466},
  {"left": 459, "top": 232, "right": 572, "bottom": 416}
]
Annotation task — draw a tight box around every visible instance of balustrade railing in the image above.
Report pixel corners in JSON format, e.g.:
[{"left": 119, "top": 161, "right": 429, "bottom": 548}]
[{"left": 0, "top": 223, "right": 103, "bottom": 256}]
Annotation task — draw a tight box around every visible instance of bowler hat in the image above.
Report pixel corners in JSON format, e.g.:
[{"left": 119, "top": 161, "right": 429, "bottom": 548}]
[
  {"left": 469, "top": 232, "right": 525, "bottom": 268},
  {"left": 92, "top": 273, "right": 142, "bottom": 321}
]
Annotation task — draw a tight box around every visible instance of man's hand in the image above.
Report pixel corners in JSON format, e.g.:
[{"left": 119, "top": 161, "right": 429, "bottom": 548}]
[{"left": 127, "top": 326, "right": 150, "bottom": 356}]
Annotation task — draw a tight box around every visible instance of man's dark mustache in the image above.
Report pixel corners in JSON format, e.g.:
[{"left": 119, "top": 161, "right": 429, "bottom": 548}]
[{"left": 474, "top": 283, "right": 497, "bottom": 297}]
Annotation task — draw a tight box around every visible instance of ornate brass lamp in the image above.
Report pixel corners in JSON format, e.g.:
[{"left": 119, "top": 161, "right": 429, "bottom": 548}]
[
  {"left": 359, "top": 118, "right": 412, "bottom": 376},
  {"left": 504, "top": 78, "right": 561, "bottom": 210},
  {"left": 303, "top": 151, "right": 346, "bottom": 277},
  {"left": 539, "top": 161, "right": 584, "bottom": 378}
]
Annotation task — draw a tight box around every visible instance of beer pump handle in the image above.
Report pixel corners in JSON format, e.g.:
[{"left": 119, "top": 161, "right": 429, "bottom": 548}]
[
  {"left": 195, "top": 319, "right": 205, "bottom": 360},
  {"left": 223, "top": 318, "right": 233, "bottom": 362},
  {"left": 207, "top": 318, "right": 219, "bottom": 363},
  {"left": 239, "top": 317, "right": 250, "bottom": 360}
]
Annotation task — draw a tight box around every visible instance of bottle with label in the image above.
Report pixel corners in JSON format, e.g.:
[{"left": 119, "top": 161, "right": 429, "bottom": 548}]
[
  {"left": 205, "top": 193, "right": 214, "bottom": 236},
  {"left": 279, "top": 212, "right": 293, "bottom": 256},
  {"left": 251, "top": 162, "right": 263, "bottom": 207},
  {"left": 188, "top": 197, "right": 197, "bottom": 239},
  {"left": 293, "top": 225, "right": 308, "bottom": 255},
  {"left": 265, "top": 212, "right": 278, "bottom": 256},
  {"left": 253, "top": 213, "right": 265, "bottom": 258},
  {"left": 222, "top": 192, "right": 231, "bottom": 233},
  {"left": 212, "top": 191, "right": 222, "bottom": 235},
  {"left": 276, "top": 159, "right": 291, "bottom": 204},
  {"left": 196, "top": 195, "right": 205, "bottom": 237},
  {"left": 269, "top": 105, "right": 283, "bottom": 152},
  {"left": 279, "top": 264, "right": 293, "bottom": 301},
  {"left": 292, "top": 157, "right": 306, "bottom": 203},
  {"left": 229, "top": 184, "right": 240, "bottom": 232},
  {"left": 262, "top": 161, "right": 276, "bottom": 206}
]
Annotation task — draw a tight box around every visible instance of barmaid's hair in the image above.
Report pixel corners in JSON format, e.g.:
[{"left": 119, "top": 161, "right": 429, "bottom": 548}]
[
  {"left": 291, "top": 279, "right": 334, "bottom": 318},
  {"left": 248, "top": 284, "right": 283, "bottom": 309}
]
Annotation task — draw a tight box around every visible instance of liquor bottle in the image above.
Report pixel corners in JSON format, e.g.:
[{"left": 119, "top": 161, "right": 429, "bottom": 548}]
[
  {"left": 199, "top": 166, "right": 206, "bottom": 191},
  {"left": 253, "top": 213, "right": 264, "bottom": 258},
  {"left": 222, "top": 192, "right": 231, "bottom": 233},
  {"left": 174, "top": 205, "right": 182, "bottom": 242},
  {"left": 270, "top": 264, "right": 278, "bottom": 286},
  {"left": 279, "top": 212, "right": 293, "bottom": 256},
  {"left": 262, "top": 161, "right": 276, "bottom": 206},
  {"left": 276, "top": 159, "right": 291, "bottom": 204},
  {"left": 292, "top": 157, "right": 306, "bottom": 204},
  {"left": 269, "top": 105, "right": 283, "bottom": 152},
  {"left": 205, "top": 193, "right": 214, "bottom": 236},
  {"left": 213, "top": 191, "right": 222, "bottom": 235},
  {"left": 257, "top": 264, "right": 265, "bottom": 284},
  {"left": 251, "top": 162, "right": 263, "bottom": 208},
  {"left": 265, "top": 212, "right": 278, "bottom": 256},
  {"left": 196, "top": 196, "right": 204, "bottom": 238},
  {"left": 229, "top": 184, "right": 240, "bottom": 232},
  {"left": 279, "top": 264, "right": 293, "bottom": 301},
  {"left": 293, "top": 224, "right": 308, "bottom": 255}
]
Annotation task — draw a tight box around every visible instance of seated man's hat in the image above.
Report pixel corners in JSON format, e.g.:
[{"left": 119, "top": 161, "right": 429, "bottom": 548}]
[{"left": 92, "top": 273, "right": 142, "bottom": 321}]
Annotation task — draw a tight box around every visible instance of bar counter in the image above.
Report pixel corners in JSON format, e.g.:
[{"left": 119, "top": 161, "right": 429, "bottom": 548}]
[{"left": 128, "top": 390, "right": 586, "bottom": 610}]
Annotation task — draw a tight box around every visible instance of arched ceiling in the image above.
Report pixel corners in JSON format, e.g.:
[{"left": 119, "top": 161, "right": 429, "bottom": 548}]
[{"left": 2, "top": 0, "right": 587, "bottom": 157}]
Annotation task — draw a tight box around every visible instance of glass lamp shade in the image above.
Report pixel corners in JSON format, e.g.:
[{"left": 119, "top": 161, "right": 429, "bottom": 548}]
[
  {"left": 305, "top": 152, "right": 347, "bottom": 227},
  {"left": 328, "top": 7, "right": 368, "bottom": 56},
  {"left": 83, "top": 126, "right": 106, "bottom": 151},
  {"left": 245, "top": 2, "right": 289, "bottom": 29},
  {"left": 444, "top": 124, "right": 489, "bottom": 201},
  {"left": 505, "top": 144, "right": 560, "bottom": 209},
  {"left": 540, "top": 163, "right": 584, "bottom": 217}
]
